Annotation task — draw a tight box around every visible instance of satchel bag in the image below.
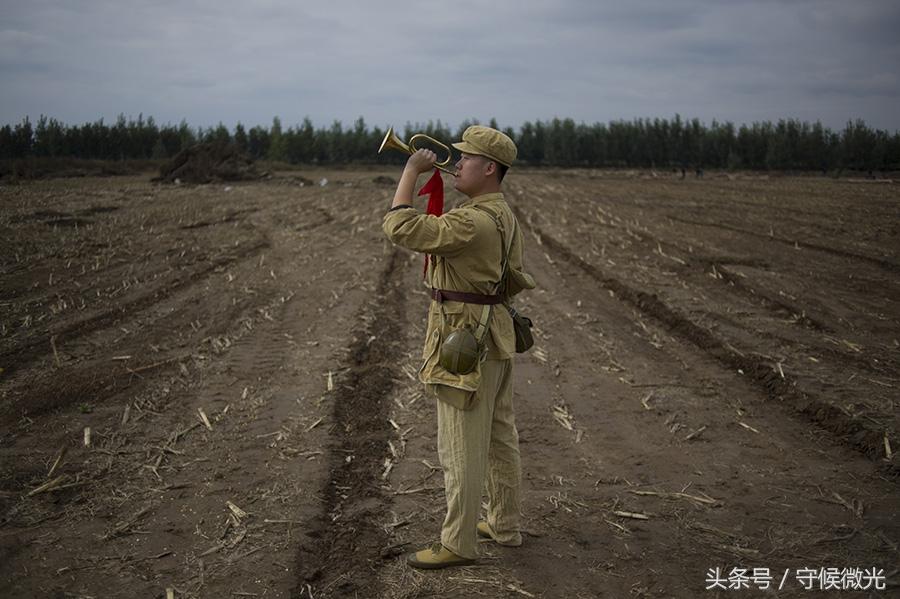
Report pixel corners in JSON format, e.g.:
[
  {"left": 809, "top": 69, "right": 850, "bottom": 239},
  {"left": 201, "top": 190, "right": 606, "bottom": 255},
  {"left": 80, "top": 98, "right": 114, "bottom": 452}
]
[
  {"left": 481, "top": 207, "right": 535, "bottom": 354},
  {"left": 507, "top": 304, "right": 534, "bottom": 353}
]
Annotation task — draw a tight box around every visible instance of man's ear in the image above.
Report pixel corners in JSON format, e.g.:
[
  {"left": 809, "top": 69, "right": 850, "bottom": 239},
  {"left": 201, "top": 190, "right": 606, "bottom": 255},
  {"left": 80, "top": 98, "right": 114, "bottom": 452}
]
[{"left": 484, "top": 160, "right": 497, "bottom": 178}]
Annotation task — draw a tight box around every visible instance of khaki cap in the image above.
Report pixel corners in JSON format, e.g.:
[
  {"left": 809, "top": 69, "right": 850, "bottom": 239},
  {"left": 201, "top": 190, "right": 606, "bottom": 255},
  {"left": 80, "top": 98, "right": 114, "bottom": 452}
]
[{"left": 452, "top": 125, "right": 517, "bottom": 167}]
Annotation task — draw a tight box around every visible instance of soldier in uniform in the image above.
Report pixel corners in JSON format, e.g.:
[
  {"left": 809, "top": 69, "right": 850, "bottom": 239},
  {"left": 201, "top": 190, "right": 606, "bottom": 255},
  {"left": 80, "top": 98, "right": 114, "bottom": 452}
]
[{"left": 382, "top": 126, "right": 535, "bottom": 569}]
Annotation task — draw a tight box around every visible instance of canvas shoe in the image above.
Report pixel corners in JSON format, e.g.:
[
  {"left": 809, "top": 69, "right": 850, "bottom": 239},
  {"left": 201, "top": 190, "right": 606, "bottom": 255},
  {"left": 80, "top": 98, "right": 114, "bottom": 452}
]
[
  {"left": 406, "top": 542, "right": 475, "bottom": 570},
  {"left": 476, "top": 521, "right": 523, "bottom": 547}
]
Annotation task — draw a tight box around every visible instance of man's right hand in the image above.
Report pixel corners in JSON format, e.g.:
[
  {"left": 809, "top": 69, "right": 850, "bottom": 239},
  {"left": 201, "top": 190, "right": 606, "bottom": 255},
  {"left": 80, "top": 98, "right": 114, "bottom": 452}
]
[{"left": 405, "top": 149, "right": 437, "bottom": 174}]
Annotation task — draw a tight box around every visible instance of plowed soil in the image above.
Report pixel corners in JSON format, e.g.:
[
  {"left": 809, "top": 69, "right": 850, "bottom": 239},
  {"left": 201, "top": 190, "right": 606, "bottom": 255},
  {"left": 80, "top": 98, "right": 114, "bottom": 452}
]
[{"left": 1, "top": 169, "right": 897, "bottom": 598}]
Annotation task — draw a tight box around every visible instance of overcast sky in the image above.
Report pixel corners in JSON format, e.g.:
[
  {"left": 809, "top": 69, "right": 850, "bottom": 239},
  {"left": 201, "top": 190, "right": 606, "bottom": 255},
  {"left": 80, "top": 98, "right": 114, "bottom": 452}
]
[{"left": 3, "top": 0, "right": 899, "bottom": 133}]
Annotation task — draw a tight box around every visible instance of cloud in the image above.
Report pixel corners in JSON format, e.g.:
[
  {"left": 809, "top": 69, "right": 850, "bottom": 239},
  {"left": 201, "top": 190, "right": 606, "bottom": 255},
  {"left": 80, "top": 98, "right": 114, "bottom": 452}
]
[{"left": 1, "top": 0, "right": 898, "bottom": 132}]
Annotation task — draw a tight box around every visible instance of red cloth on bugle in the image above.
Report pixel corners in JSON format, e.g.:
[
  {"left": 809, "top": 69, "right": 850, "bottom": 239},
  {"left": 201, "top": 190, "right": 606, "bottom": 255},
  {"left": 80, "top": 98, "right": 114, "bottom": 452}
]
[{"left": 418, "top": 169, "right": 444, "bottom": 277}]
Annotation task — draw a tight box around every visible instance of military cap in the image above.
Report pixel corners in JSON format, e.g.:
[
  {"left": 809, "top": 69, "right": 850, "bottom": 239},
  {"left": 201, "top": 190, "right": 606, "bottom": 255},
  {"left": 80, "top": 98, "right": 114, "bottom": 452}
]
[{"left": 452, "top": 125, "right": 517, "bottom": 167}]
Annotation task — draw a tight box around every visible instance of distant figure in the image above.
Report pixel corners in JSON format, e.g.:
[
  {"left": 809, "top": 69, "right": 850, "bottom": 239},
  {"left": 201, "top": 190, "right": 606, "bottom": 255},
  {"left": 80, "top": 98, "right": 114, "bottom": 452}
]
[
  {"left": 680, "top": 167, "right": 686, "bottom": 179},
  {"left": 695, "top": 167, "right": 704, "bottom": 179}
]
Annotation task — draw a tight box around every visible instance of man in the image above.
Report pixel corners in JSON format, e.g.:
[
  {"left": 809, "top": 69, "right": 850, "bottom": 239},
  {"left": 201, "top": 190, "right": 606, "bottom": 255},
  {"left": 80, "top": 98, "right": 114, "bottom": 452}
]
[{"left": 382, "top": 125, "right": 535, "bottom": 569}]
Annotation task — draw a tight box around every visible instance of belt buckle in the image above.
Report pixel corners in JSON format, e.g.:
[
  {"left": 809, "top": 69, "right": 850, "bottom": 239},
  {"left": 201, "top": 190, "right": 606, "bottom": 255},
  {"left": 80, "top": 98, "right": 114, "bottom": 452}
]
[{"left": 434, "top": 289, "right": 444, "bottom": 303}]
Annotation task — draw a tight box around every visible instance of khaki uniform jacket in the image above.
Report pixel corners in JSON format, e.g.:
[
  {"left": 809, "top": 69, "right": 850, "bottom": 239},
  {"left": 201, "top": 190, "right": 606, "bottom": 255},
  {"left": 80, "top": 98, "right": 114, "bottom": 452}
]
[{"left": 383, "top": 192, "right": 536, "bottom": 408}]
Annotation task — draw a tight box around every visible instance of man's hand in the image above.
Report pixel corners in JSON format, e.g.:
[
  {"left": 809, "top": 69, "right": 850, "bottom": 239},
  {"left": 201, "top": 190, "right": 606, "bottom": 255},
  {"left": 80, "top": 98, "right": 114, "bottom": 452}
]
[
  {"left": 390, "top": 149, "right": 439, "bottom": 210},
  {"left": 405, "top": 149, "right": 437, "bottom": 175}
]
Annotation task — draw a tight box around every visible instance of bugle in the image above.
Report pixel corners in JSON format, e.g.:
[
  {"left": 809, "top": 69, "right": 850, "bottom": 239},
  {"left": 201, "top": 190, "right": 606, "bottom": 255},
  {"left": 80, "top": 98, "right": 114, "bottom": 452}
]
[{"left": 378, "top": 126, "right": 457, "bottom": 176}]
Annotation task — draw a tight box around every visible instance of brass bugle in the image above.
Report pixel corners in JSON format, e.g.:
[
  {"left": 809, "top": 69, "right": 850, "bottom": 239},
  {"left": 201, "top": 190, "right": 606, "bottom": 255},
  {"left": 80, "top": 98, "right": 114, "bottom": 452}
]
[{"left": 378, "top": 126, "right": 457, "bottom": 176}]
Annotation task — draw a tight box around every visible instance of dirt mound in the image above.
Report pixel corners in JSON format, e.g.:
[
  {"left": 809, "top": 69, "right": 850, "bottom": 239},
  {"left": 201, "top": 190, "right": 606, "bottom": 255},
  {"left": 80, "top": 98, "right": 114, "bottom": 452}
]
[
  {"left": 372, "top": 175, "right": 396, "bottom": 185},
  {"left": 157, "top": 142, "right": 260, "bottom": 184}
]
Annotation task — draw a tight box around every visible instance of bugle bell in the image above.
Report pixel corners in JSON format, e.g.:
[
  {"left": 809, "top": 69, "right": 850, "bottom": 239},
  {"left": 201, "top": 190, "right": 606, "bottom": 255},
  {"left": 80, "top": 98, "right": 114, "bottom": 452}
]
[{"left": 378, "top": 126, "right": 457, "bottom": 176}]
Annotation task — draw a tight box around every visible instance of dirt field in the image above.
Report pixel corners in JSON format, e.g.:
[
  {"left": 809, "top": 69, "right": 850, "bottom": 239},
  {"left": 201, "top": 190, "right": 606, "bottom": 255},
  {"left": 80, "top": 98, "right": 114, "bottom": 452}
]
[{"left": 1, "top": 168, "right": 897, "bottom": 598}]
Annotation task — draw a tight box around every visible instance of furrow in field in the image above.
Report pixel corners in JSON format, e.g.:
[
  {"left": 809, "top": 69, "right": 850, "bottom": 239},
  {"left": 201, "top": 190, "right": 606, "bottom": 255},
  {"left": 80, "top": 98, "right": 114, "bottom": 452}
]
[
  {"left": 512, "top": 203, "right": 894, "bottom": 468},
  {"left": 0, "top": 238, "right": 270, "bottom": 375},
  {"left": 292, "top": 248, "right": 410, "bottom": 598},
  {"left": 668, "top": 216, "right": 900, "bottom": 274}
]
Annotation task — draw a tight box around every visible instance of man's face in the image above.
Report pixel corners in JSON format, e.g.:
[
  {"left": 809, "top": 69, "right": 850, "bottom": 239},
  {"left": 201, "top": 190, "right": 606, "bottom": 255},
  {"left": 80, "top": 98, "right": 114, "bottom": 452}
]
[{"left": 453, "top": 153, "right": 492, "bottom": 196}]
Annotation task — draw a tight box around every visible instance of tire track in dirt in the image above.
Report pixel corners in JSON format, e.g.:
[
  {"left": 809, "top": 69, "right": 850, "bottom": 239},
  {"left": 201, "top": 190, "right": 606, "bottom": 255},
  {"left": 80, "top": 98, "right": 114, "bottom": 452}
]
[
  {"left": 534, "top": 181, "right": 897, "bottom": 385},
  {"left": 0, "top": 267, "right": 298, "bottom": 435},
  {"left": 512, "top": 204, "right": 895, "bottom": 469},
  {"left": 668, "top": 216, "right": 900, "bottom": 274},
  {"left": 293, "top": 247, "right": 408, "bottom": 598},
  {"left": 0, "top": 239, "right": 270, "bottom": 377},
  {"left": 589, "top": 212, "right": 835, "bottom": 333},
  {"left": 536, "top": 182, "right": 847, "bottom": 334},
  {"left": 497, "top": 208, "right": 899, "bottom": 598},
  {"left": 711, "top": 264, "right": 832, "bottom": 332},
  {"left": 620, "top": 223, "right": 835, "bottom": 333},
  {"left": 0, "top": 181, "right": 385, "bottom": 597}
]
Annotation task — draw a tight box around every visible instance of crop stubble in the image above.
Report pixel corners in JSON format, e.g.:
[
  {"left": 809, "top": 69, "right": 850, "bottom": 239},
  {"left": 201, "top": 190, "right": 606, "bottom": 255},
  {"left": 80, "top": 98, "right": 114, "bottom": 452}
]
[{"left": 0, "top": 170, "right": 897, "bottom": 597}]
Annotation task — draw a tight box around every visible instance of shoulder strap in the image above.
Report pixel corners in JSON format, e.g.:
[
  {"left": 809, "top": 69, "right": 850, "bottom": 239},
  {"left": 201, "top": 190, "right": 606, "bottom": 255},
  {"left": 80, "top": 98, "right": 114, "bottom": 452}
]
[
  {"left": 469, "top": 205, "right": 517, "bottom": 349},
  {"left": 473, "top": 205, "right": 514, "bottom": 294}
]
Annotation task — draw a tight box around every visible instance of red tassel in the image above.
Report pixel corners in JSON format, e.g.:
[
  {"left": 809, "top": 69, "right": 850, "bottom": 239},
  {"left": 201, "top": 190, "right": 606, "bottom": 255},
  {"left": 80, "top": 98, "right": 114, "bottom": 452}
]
[{"left": 418, "top": 169, "right": 444, "bottom": 277}]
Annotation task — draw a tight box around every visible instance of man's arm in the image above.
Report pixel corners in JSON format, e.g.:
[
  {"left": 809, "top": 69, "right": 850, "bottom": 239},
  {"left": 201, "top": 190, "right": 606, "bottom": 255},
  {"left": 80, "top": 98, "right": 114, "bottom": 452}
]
[{"left": 390, "top": 149, "right": 437, "bottom": 210}]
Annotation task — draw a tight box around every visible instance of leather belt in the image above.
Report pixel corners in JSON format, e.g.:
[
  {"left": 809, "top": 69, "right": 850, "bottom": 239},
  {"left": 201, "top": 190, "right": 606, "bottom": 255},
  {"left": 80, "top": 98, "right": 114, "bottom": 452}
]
[{"left": 431, "top": 288, "right": 503, "bottom": 305}]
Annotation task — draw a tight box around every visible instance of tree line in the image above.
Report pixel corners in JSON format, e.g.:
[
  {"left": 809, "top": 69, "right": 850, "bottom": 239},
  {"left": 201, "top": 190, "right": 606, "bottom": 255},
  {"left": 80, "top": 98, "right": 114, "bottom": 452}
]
[{"left": 1, "top": 114, "right": 898, "bottom": 171}]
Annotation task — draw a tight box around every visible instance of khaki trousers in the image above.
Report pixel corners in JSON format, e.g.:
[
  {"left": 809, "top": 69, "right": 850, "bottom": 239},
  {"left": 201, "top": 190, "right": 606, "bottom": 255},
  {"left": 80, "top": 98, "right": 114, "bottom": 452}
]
[{"left": 436, "top": 357, "right": 522, "bottom": 559}]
